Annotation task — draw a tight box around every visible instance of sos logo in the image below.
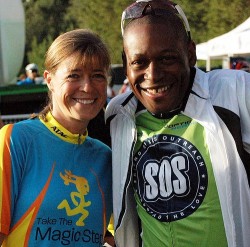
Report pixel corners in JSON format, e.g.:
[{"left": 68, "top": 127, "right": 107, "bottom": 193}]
[{"left": 133, "top": 134, "right": 208, "bottom": 222}]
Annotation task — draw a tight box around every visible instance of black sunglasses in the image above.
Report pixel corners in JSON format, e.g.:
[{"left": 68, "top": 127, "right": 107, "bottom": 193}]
[{"left": 30, "top": 69, "right": 38, "bottom": 73}]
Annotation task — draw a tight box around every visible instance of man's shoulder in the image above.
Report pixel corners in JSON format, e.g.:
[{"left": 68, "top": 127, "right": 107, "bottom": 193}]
[
  {"left": 202, "top": 68, "right": 249, "bottom": 115},
  {"left": 205, "top": 68, "right": 249, "bottom": 83},
  {"left": 195, "top": 67, "right": 249, "bottom": 93},
  {"left": 106, "top": 92, "right": 136, "bottom": 119}
]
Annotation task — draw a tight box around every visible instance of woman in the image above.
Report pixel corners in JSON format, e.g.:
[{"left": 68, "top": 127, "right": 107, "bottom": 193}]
[{"left": 0, "top": 29, "right": 112, "bottom": 247}]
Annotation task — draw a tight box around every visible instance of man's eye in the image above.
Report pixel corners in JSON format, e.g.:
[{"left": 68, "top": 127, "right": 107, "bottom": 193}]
[
  {"left": 160, "top": 56, "right": 178, "bottom": 64},
  {"left": 131, "top": 59, "right": 147, "bottom": 69},
  {"left": 131, "top": 60, "right": 143, "bottom": 65}
]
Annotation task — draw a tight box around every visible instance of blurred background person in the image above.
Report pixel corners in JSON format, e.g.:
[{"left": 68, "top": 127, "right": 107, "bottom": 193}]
[
  {"left": 118, "top": 78, "right": 130, "bottom": 94},
  {"left": 231, "top": 59, "right": 250, "bottom": 72},
  {"left": 107, "top": 76, "right": 116, "bottom": 101},
  {"left": 17, "top": 63, "right": 44, "bottom": 85}
]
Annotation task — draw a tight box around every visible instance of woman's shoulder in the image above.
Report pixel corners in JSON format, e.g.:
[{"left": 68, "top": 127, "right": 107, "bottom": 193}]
[
  {"left": 3, "top": 118, "right": 46, "bottom": 141},
  {"left": 86, "top": 136, "right": 111, "bottom": 153}
]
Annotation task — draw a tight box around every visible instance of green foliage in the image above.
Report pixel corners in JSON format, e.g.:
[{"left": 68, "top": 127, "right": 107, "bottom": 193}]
[
  {"left": 64, "top": 0, "right": 133, "bottom": 63},
  {"left": 27, "top": 36, "right": 53, "bottom": 74},
  {"left": 22, "top": 0, "right": 250, "bottom": 71},
  {"left": 177, "top": 0, "right": 250, "bottom": 43},
  {"left": 22, "top": 0, "right": 71, "bottom": 72}
]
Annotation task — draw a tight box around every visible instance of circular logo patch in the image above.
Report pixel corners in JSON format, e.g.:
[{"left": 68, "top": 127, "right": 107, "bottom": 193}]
[{"left": 133, "top": 134, "right": 208, "bottom": 222}]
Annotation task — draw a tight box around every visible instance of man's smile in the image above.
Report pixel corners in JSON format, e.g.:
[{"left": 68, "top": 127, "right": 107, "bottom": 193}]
[{"left": 140, "top": 84, "right": 172, "bottom": 95}]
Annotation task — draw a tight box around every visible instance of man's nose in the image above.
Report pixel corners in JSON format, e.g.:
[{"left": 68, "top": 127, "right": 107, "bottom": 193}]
[{"left": 144, "top": 62, "right": 162, "bottom": 82}]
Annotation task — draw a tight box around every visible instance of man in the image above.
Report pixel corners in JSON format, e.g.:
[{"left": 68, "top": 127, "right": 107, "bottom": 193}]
[
  {"left": 231, "top": 59, "right": 250, "bottom": 72},
  {"left": 105, "top": 0, "right": 250, "bottom": 246},
  {"left": 17, "top": 63, "right": 44, "bottom": 85}
]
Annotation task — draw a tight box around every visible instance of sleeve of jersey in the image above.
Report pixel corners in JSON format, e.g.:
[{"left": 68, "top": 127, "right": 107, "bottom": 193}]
[
  {"left": 237, "top": 71, "right": 250, "bottom": 154},
  {"left": 0, "top": 124, "right": 14, "bottom": 234}
]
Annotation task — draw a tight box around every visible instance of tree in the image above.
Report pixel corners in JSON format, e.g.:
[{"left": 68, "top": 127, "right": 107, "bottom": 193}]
[
  {"left": 21, "top": 0, "right": 250, "bottom": 72},
  {"left": 22, "top": 0, "right": 71, "bottom": 72},
  {"left": 64, "top": 0, "right": 132, "bottom": 63},
  {"left": 27, "top": 36, "right": 53, "bottom": 73}
]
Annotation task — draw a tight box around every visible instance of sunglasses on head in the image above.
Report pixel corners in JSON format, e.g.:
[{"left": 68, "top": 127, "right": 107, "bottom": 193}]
[
  {"left": 29, "top": 69, "right": 38, "bottom": 73},
  {"left": 121, "top": 0, "right": 191, "bottom": 40}
]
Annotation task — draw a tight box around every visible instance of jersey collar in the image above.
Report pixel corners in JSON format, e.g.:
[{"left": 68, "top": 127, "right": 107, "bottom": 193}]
[{"left": 39, "top": 112, "right": 87, "bottom": 144}]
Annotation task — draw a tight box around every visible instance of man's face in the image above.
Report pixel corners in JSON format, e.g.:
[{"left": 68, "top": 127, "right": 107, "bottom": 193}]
[
  {"left": 26, "top": 69, "right": 38, "bottom": 79},
  {"left": 123, "top": 22, "right": 196, "bottom": 114}
]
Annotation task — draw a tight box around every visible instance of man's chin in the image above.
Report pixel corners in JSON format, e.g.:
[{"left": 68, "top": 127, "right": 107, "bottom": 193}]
[{"left": 142, "top": 100, "right": 175, "bottom": 114}]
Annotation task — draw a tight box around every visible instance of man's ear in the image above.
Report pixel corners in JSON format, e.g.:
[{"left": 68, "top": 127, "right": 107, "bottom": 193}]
[
  {"left": 122, "top": 50, "right": 127, "bottom": 76},
  {"left": 188, "top": 41, "right": 197, "bottom": 67},
  {"left": 44, "top": 70, "right": 54, "bottom": 91}
]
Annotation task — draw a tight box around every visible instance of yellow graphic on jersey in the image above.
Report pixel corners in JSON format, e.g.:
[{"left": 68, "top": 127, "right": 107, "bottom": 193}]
[{"left": 57, "top": 170, "right": 91, "bottom": 226}]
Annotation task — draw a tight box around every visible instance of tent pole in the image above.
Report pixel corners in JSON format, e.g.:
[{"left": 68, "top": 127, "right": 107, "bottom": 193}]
[{"left": 206, "top": 57, "right": 211, "bottom": 71}]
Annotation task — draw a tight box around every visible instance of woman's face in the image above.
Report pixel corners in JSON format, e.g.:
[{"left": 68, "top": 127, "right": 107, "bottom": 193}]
[{"left": 44, "top": 54, "right": 108, "bottom": 132}]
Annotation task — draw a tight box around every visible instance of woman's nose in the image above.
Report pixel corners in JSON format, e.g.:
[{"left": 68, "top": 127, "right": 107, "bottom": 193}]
[{"left": 79, "top": 76, "right": 92, "bottom": 90}]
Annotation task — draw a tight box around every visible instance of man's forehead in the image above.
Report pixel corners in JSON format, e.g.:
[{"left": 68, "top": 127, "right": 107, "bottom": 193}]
[
  {"left": 123, "top": 24, "right": 181, "bottom": 56},
  {"left": 123, "top": 14, "right": 188, "bottom": 49},
  {"left": 123, "top": 15, "right": 177, "bottom": 39}
]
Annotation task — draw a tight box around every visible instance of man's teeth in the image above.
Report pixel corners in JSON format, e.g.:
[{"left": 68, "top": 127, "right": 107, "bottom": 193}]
[
  {"left": 75, "top": 99, "right": 94, "bottom": 104},
  {"left": 146, "top": 86, "right": 169, "bottom": 94}
]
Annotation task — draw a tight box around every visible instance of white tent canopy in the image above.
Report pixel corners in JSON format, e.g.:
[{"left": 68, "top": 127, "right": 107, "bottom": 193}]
[
  {"left": 196, "top": 17, "right": 250, "bottom": 71},
  {"left": 0, "top": 0, "right": 25, "bottom": 86}
]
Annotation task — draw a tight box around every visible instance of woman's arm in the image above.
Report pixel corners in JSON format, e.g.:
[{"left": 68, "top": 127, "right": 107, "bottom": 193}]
[
  {"left": 0, "top": 232, "right": 6, "bottom": 245},
  {"left": 0, "top": 116, "right": 4, "bottom": 129}
]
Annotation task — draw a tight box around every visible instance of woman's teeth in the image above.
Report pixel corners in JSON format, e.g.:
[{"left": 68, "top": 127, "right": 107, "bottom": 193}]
[{"left": 75, "top": 99, "right": 94, "bottom": 104}]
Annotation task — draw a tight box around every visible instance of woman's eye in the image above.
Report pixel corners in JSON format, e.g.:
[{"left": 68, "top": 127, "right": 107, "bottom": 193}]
[
  {"left": 65, "top": 72, "right": 107, "bottom": 83},
  {"left": 93, "top": 73, "right": 106, "bottom": 80},
  {"left": 67, "top": 74, "right": 80, "bottom": 81},
  {"left": 68, "top": 74, "right": 79, "bottom": 79}
]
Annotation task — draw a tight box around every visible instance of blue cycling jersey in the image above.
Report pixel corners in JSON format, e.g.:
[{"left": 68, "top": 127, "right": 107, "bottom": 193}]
[{"left": 0, "top": 112, "right": 112, "bottom": 247}]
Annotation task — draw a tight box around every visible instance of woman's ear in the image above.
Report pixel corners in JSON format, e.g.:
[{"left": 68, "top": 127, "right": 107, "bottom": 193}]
[{"left": 44, "top": 70, "right": 54, "bottom": 91}]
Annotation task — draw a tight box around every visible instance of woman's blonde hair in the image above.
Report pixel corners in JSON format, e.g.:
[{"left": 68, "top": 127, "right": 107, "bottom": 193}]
[{"left": 39, "top": 29, "right": 111, "bottom": 120}]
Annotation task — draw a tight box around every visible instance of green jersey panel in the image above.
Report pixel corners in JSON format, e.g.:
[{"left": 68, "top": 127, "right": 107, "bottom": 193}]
[{"left": 133, "top": 112, "right": 227, "bottom": 247}]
